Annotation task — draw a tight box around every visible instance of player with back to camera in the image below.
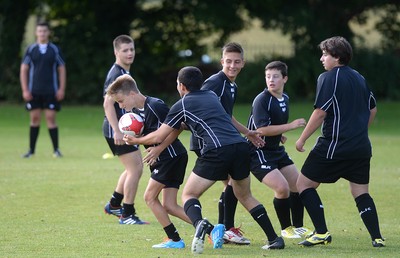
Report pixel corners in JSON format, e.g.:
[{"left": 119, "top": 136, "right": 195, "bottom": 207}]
[
  {"left": 295, "top": 36, "right": 385, "bottom": 247},
  {"left": 247, "top": 61, "right": 312, "bottom": 239},
  {"left": 106, "top": 74, "right": 191, "bottom": 249},
  {"left": 20, "top": 21, "right": 66, "bottom": 158},
  {"left": 102, "top": 35, "right": 148, "bottom": 225},
  {"left": 190, "top": 42, "right": 264, "bottom": 245},
  {"left": 124, "top": 66, "right": 285, "bottom": 254}
]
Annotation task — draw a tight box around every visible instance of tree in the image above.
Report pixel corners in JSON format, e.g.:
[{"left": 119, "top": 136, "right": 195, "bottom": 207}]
[
  {"left": 1, "top": 1, "right": 399, "bottom": 103},
  {"left": 45, "top": 0, "right": 138, "bottom": 104},
  {"left": 0, "top": 0, "right": 38, "bottom": 101},
  {"left": 243, "top": 0, "right": 400, "bottom": 98},
  {"left": 124, "top": 0, "right": 247, "bottom": 96},
  {"left": 375, "top": 4, "right": 400, "bottom": 52},
  {"left": 26, "top": 0, "right": 248, "bottom": 104}
]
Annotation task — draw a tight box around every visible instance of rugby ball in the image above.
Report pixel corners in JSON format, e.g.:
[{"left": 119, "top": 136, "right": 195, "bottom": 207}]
[{"left": 118, "top": 113, "right": 144, "bottom": 137}]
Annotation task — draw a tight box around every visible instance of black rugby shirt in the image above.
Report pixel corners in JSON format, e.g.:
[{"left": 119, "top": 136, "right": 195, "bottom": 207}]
[
  {"left": 134, "top": 96, "right": 186, "bottom": 161},
  {"left": 190, "top": 70, "right": 238, "bottom": 151},
  {"left": 21, "top": 43, "right": 65, "bottom": 95},
  {"left": 247, "top": 89, "right": 289, "bottom": 152},
  {"left": 165, "top": 90, "right": 245, "bottom": 155},
  {"left": 313, "top": 66, "right": 376, "bottom": 159}
]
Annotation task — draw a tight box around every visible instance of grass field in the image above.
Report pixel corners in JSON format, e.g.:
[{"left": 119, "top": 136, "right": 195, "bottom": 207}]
[{"left": 0, "top": 102, "right": 399, "bottom": 257}]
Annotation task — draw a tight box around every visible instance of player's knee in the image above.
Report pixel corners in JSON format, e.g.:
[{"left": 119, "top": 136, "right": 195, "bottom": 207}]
[
  {"left": 126, "top": 168, "right": 143, "bottom": 179},
  {"left": 275, "top": 185, "right": 290, "bottom": 198},
  {"left": 163, "top": 203, "right": 176, "bottom": 214},
  {"left": 30, "top": 116, "right": 41, "bottom": 125},
  {"left": 234, "top": 189, "right": 251, "bottom": 204},
  {"left": 143, "top": 192, "right": 156, "bottom": 207}
]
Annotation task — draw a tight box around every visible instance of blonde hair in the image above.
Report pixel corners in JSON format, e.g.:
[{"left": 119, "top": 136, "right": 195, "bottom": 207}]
[{"left": 106, "top": 74, "right": 139, "bottom": 96}]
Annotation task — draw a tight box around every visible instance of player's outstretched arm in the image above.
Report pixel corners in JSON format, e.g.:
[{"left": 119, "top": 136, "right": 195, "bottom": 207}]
[
  {"left": 296, "top": 109, "right": 326, "bottom": 152},
  {"left": 257, "top": 118, "right": 307, "bottom": 137},
  {"left": 124, "top": 123, "right": 175, "bottom": 146},
  {"left": 232, "top": 116, "right": 265, "bottom": 147},
  {"left": 143, "top": 128, "right": 183, "bottom": 166}
]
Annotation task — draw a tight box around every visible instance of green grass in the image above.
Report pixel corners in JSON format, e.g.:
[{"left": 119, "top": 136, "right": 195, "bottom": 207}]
[{"left": 0, "top": 102, "right": 399, "bottom": 257}]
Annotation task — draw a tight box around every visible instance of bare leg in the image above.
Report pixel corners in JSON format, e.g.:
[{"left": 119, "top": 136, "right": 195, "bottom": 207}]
[{"left": 119, "top": 150, "right": 143, "bottom": 205}]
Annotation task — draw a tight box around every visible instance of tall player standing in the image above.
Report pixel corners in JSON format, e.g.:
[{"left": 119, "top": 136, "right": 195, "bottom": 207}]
[
  {"left": 102, "top": 35, "right": 147, "bottom": 225},
  {"left": 190, "top": 42, "right": 264, "bottom": 245},
  {"left": 247, "top": 61, "right": 311, "bottom": 239},
  {"left": 20, "top": 21, "right": 66, "bottom": 158},
  {"left": 296, "top": 36, "right": 384, "bottom": 247}
]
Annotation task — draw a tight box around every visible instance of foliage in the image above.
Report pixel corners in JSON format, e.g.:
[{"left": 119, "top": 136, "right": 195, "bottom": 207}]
[
  {"left": 375, "top": 4, "right": 400, "bottom": 51},
  {"left": 243, "top": 0, "right": 400, "bottom": 54},
  {"left": 45, "top": 0, "right": 138, "bottom": 105},
  {"left": 120, "top": 0, "right": 247, "bottom": 98},
  {"left": 0, "top": 1, "right": 399, "bottom": 104},
  {"left": 241, "top": 0, "right": 400, "bottom": 101},
  {"left": 0, "top": 0, "right": 38, "bottom": 101},
  {"left": 352, "top": 48, "right": 400, "bottom": 100},
  {"left": 235, "top": 47, "right": 400, "bottom": 103}
]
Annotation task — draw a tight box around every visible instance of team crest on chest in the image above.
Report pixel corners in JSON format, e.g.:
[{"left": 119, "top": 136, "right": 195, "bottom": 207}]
[
  {"left": 279, "top": 102, "right": 287, "bottom": 112},
  {"left": 230, "top": 84, "right": 235, "bottom": 99}
]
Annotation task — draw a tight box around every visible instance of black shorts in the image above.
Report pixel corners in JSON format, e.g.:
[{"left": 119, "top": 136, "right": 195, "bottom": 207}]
[
  {"left": 301, "top": 151, "right": 370, "bottom": 184},
  {"left": 149, "top": 153, "right": 188, "bottom": 189},
  {"left": 25, "top": 94, "right": 61, "bottom": 111},
  {"left": 192, "top": 149, "right": 201, "bottom": 157},
  {"left": 250, "top": 151, "right": 294, "bottom": 182},
  {"left": 105, "top": 137, "right": 139, "bottom": 156},
  {"left": 193, "top": 142, "right": 250, "bottom": 181}
]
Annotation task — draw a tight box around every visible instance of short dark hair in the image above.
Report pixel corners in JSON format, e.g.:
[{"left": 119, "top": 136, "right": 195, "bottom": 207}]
[
  {"left": 265, "top": 61, "right": 288, "bottom": 77},
  {"left": 113, "top": 35, "right": 134, "bottom": 50},
  {"left": 222, "top": 42, "right": 244, "bottom": 59},
  {"left": 318, "top": 36, "right": 353, "bottom": 65},
  {"left": 177, "top": 66, "right": 203, "bottom": 91},
  {"left": 106, "top": 74, "right": 139, "bottom": 96},
  {"left": 36, "top": 21, "right": 50, "bottom": 29}
]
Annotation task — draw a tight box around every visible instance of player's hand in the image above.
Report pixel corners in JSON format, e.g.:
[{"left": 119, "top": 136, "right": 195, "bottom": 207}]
[
  {"left": 123, "top": 134, "right": 138, "bottom": 145},
  {"left": 290, "top": 118, "right": 307, "bottom": 129},
  {"left": 280, "top": 135, "right": 287, "bottom": 144},
  {"left": 56, "top": 89, "right": 65, "bottom": 101},
  {"left": 296, "top": 139, "right": 306, "bottom": 152},
  {"left": 114, "top": 130, "right": 125, "bottom": 145},
  {"left": 22, "top": 90, "right": 32, "bottom": 102},
  {"left": 246, "top": 130, "right": 265, "bottom": 148},
  {"left": 143, "top": 146, "right": 162, "bottom": 166}
]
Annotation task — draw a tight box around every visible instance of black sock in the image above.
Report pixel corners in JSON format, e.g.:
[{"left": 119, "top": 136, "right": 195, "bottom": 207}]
[
  {"left": 184, "top": 198, "right": 203, "bottom": 228},
  {"left": 224, "top": 185, "right": 238, "bottom": 229},
  {"left": 218, "top": 192, "right": 224, "bottom": 224},
  {"left": 273, "top": 197, "right": 291, "bottom": 230},
  {"left": 250, "top": 204, "right": 278, "bottom": 241},
  {"left": 48, "top": 127, "right": 59, "bottom": 151},
  {"left": 29, "top": 126, "right": 40, "bottom": 153},
  {"left": 290, "top": 192, "right": 305, "bottom": 228},
  {"left": 355, "top": 193, "right": 382, "bottom": 240},
  {"left": 300, "top": 188, "right": 328, "bottom": 234},
  {"left": 122, "top": 203, "right": 135, "bottom": 217},
  {"left": 110, "top": 191, "right": 124, "bottom": 207},
  {"left": 164, "top": 223, "right": 181, "bottom": 242}
]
